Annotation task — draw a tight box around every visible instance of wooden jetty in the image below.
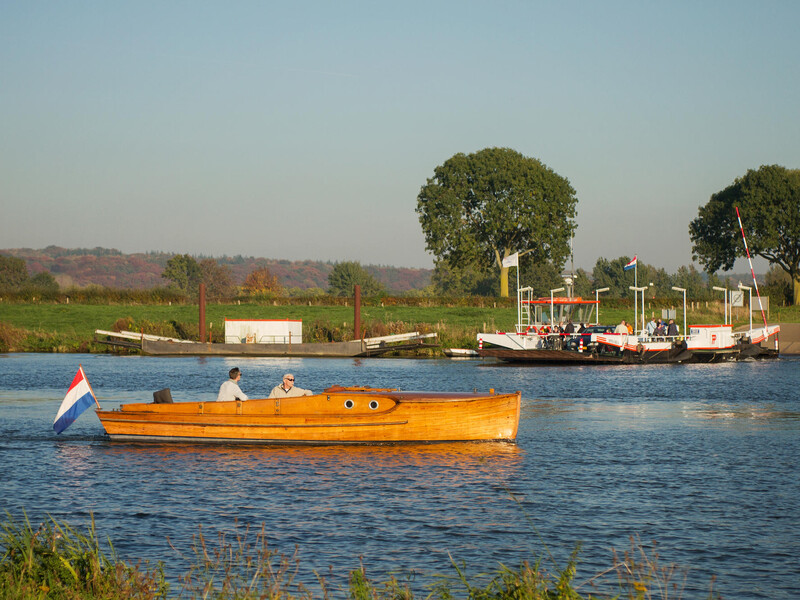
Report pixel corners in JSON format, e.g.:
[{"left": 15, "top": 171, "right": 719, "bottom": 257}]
[{"left": 95, "top": 330, "right": 438, "bottom": 358}]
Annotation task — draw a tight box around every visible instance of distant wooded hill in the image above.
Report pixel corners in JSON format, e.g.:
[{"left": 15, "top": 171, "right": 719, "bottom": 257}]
[{"left": 1, "top": 247, "right": 432, "bottom": 292}]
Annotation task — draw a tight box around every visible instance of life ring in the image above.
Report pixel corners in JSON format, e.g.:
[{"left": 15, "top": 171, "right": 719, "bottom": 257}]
[{"left": 526, "top": 325, "right": 538, "bottom": 335}]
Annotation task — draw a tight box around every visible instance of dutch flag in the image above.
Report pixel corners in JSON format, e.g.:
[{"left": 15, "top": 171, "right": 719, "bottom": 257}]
[
  {"left": 53, "top": 366, "right": 97, "bottom": 434},
  {"left": 623, "top": 256, "right": 637, "bottom": 271}
]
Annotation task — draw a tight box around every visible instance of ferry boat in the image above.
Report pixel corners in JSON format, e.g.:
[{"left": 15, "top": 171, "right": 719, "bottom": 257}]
[
  {"left": 477, "top": 287, "right": 618, "bottom": 363},
  {"left": 593, "top": 323, "right": 779, "bottom": 363},
  {"left": 477, "top": 286, "right": 780, "bottom": 364}
]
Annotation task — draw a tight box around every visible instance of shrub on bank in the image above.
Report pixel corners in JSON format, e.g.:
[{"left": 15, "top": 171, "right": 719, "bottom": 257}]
[
  {"left": 0, "top": 322, "right": 26, "bottom": 353},
  {"left": 0, "top": 322, "right": 97, "bottom": 354},
  {"left": 0, "top": 286, "right": 188, "bottom": 305}
]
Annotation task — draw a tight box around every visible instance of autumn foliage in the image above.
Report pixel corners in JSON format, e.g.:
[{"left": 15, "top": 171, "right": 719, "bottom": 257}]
[{"left": 243, "top": 267, "right": 283, "bottom": 295}]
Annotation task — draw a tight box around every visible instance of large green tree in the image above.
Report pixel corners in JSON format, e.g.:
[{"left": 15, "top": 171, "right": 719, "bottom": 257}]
[
  {"left": 327, "top": 261, "right": 384, "bottom": 297},
  {"left": 416, "top": 147, "right": 578, "bottom": 297},
  {"left": 431, "top": 257, "right": 498, "bottom": 296},
  {"left": 29, "top": 271, "right": 59, "bottom": 291},
  {"left": 199, "top": 259, "right": 236, "bottom": 299},
  {"left": 161, "top": 254, "right": 201, "bottom": 294},
  {"left": 0, "top": 255, "right": 29, "bottom": 288},
  {"left": 591, "top": 256, "right": 639, "bottom": 298},
  {"left": 689, "top": 164, "right": 800, "bottom": 305},
  {"left": 518, "top": 258, "right": 563, "bottom": 297},
  {"left": 591, "top": 256, "right": 670, "bottom": 298},
  {"left": 671, "top": 264, "right": 707, "bottom": 300}
]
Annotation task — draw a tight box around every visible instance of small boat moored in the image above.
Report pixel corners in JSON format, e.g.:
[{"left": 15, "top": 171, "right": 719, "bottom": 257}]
[{"left": 443, "top": 348, "right": 481, "bottom": 358}]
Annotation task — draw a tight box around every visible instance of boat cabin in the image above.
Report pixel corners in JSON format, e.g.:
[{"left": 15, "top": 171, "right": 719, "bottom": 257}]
[
  {"left": 687, "top": 324, "right": 735, "bottom": 349},
  {"left": 515, "top": 287, "right": 598, "bottom": 333}
]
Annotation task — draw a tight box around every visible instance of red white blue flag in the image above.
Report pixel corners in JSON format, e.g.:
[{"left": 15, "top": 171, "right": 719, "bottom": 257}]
[
  {"left": 623, "top": 256, "right": 637, "bottom": 271},
  {"left": 53, "top": 366, "right": 97, "bottom": 434}
]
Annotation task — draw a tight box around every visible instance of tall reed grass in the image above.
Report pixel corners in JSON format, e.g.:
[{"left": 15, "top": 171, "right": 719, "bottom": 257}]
[
  {"left": 0, "top": 512, "right": 167, "bottom": 599},
  {"left": 1, "top": 512, "right": 720, "bottom": 600}
]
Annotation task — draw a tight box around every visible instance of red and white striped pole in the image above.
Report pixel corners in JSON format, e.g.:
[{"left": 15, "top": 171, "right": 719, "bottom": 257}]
[{"left": 735, "top": 207, "right": 768, "bottom": 330}]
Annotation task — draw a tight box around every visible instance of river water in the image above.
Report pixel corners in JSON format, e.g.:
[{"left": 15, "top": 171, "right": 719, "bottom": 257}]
[{"left": 1, "top": 353, "right": 798, "bottom": 598}]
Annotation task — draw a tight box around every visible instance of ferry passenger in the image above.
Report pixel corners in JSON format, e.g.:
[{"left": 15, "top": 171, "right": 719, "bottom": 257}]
[
  {"left": 615, "top": 320, "right": 628, "bottom": 334},
  {"left": 268, "top": 373, "right": 313, "bottom": 398},
  {"left": 563, "top": 320, "right": 575, "bottom": 334},
  {"left": 217, "top": 367, "right": 248, "bottom": 402},
  {"left": 646, "top": 317, "right": 657, "bottom": 336},
  {"left": 654, "top": 319, "right": 666, "bottom": 336},
  {"left": 667, "top": 319, "right": 679, "bottom": 337}
]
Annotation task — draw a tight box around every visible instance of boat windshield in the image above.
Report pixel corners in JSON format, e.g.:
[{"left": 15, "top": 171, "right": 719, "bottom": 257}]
[
  {"left": 532, "top": 301, "right": 596, "bottom": 325},
  {"left": 515, "top": 287, "right": 598, "bottom": 329},
  {"left": 517, "top": 287, "right": 599, "bottom": 333}
]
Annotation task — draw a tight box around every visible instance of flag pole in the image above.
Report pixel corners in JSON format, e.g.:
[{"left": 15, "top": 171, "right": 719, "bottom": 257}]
[
  {"left": 634, "top": 258, "right": 638, "bottom": 332},
  {"left": 735, "top": 207, "right": 768, "bottom": 330},
  {"left": 80, "top": 364, "right": 101, "bottom": 408}
]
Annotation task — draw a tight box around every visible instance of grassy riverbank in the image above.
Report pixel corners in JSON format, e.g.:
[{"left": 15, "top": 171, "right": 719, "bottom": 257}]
[
  {"left": 0, "top": 513, "right": 717, "bottom": 599},
  {"left": 0, "top": 298, "right": 797, "bottom": 354}
]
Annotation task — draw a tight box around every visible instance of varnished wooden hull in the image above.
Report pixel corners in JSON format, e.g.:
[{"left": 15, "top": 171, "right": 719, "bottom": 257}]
[{"left": 95, "top": 387, "right": 521, "bottom": 444}]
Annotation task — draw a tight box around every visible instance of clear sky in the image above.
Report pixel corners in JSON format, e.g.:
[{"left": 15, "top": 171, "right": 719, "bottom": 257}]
[{"left": 2, "top": 1, "right": 798, "bottom": 272}]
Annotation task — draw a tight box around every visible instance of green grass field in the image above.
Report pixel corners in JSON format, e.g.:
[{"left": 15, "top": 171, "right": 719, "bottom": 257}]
[
  {"left": 0, "top": 299, "right": 796, "bottom": 353},
  {"left": 0, "top": 303, "right": 514, "bottom": 338}
]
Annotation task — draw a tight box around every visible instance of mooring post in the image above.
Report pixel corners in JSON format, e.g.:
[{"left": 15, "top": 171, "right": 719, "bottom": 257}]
[
  {"left": 354, "top": 284, "right": 361, "bottom": 340},
  {"left": 199, "top": 283, "right": 206, "bottom": 343}
]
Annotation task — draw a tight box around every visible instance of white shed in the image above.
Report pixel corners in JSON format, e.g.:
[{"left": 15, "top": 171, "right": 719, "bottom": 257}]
[{"left": 224, "top": 319, "right": 302, "bottom": 344}]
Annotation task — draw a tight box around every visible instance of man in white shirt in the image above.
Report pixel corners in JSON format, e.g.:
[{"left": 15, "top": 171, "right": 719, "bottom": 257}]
[
  {"left": 268, "top": 373, "right": 312, "bottom": 398},
  {"left": 217, "top": 367, "right": 248, "bottom": 402},
  {"left": 646, "top": 316, "right": 657, "bottom": 336}
]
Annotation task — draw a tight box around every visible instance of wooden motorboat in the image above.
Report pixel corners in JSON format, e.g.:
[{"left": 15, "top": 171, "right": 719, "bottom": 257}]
[{"left": 95, "top": 386, "right": 521, "bottom": 444}]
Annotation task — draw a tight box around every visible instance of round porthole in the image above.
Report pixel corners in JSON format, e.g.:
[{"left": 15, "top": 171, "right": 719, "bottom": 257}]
[
  {"left": 344, "top": 399, "right": 354, "bottom": 409},
  {"left": 369, "top": 400, "right": 379, "bottom": 410}
]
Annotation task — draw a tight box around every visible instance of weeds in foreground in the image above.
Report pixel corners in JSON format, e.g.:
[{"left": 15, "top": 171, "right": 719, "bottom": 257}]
[
  {"left": 610, "top": 535, "right": 716, "bottom": 600},
  {"left": 171, "top": 521, "right": 315, "bottom": 599},
  {"left": 0, "top": 511, "right": 168, "bottom": 600},
  {"left": 1, "top": 512, "right": 720, "bottom": 600}
]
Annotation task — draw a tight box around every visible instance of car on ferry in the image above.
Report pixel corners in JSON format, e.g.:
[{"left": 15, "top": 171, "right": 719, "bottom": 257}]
[{"left": 565, "top": 324, "right": 615, "bottom": 352}]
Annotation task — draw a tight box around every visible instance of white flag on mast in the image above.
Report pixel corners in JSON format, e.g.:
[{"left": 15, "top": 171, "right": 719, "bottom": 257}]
[{"left": 502, "top": 253, "right": 519, "bottom": 268}]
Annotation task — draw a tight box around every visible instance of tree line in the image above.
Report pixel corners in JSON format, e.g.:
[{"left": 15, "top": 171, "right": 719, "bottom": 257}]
[
  {"left": 416, "top": 149, "right": 800, "bottom": 305},
  {"left": 3, "top": 152, "right": 797, "bottom": 305},
  {"left": 158, "top": 255, "right": 386, "bottom": 299},
  {"left": 0, "top": 255, "right": 59, "bottom": 292},
  {"left": 1, "top": 248, "right": 792, "bottom": 306}
]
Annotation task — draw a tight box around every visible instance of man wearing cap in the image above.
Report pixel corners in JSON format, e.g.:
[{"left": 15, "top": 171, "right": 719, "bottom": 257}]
[
  {"left": 268, "top": 373, "right": 313, "bottom": 398},
  {"left": 217, "top": 367, "right": 248, "bottom": 402}
]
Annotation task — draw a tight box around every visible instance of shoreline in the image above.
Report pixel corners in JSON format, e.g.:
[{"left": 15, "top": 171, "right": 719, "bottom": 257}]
[{"left": 1, "top": 300, "right": 798, "bottom": 355}]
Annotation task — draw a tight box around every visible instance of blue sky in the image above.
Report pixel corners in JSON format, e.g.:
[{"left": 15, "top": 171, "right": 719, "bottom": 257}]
[{"left": 2, "top": 1, "right": 798, "bottom": 272}]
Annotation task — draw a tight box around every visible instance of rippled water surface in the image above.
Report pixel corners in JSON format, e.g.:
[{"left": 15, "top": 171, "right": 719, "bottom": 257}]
[{"left": 1, "top": 353, "right": 798, "bottom": 598}]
